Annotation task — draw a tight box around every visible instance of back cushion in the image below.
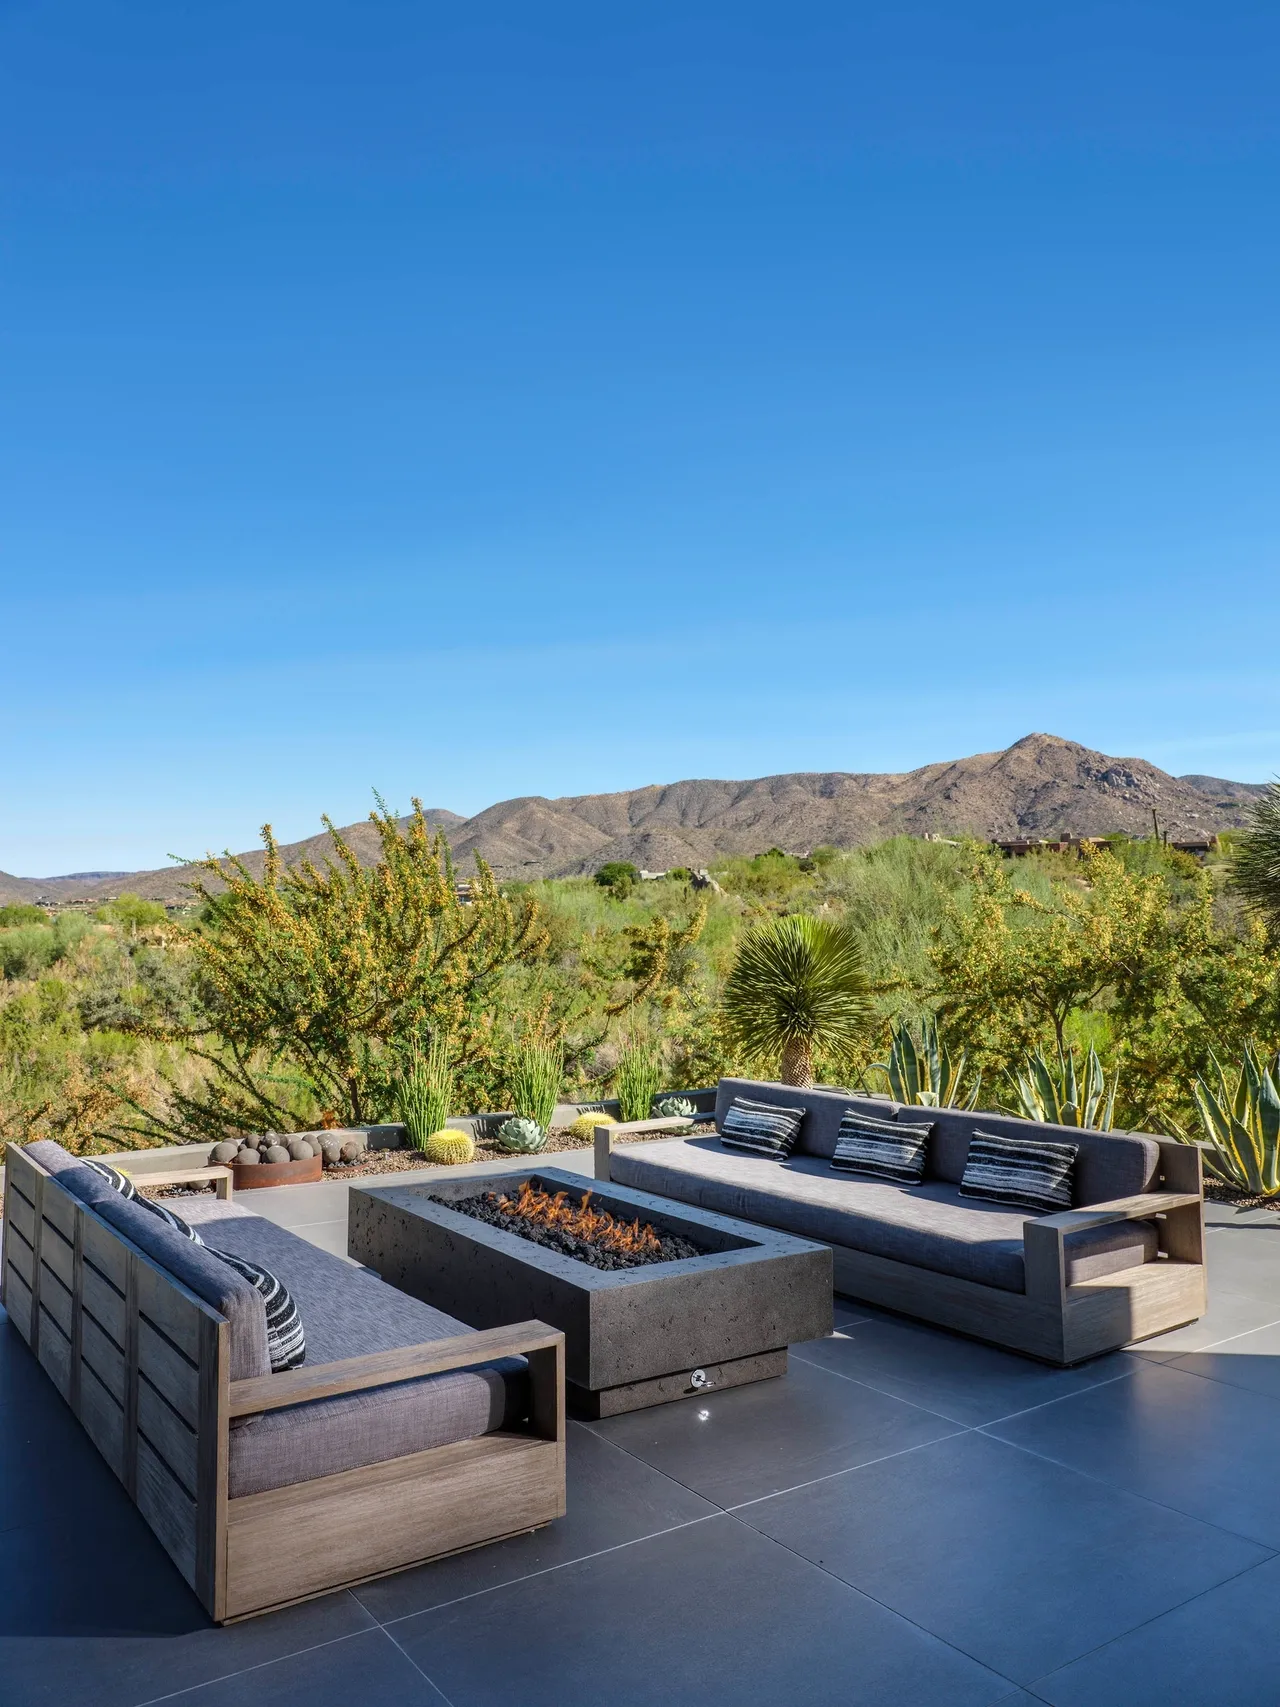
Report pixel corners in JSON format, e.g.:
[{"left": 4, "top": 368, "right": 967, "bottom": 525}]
[
  {"left": 898, "top": 1105, "right": 1159, "bottom": 1205},
  {"left": 714, "top": 1079, "right": 899, "bottom": 1161}
]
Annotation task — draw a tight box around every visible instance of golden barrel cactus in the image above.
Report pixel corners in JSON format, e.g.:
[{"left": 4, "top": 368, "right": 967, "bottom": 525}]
[
  {"left": 568, "top": 1112, "right": 615, "bottom": 1142},
  {"left": 423, "top": 1128, "right": 476, "bottom": 1166}
]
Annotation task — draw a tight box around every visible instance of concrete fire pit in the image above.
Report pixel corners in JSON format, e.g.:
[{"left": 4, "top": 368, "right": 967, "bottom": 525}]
[{"left": 348, "top": 1168, "right": 833, "bottom": 1417}]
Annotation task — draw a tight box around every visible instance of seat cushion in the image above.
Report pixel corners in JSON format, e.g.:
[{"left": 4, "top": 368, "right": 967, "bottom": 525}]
[
  {"left": 611, "top": 1137, "right": 1158, "bottom": 1294},
  {"left": 197, "top": 1214, "right": 528, "bottom": 1498}
]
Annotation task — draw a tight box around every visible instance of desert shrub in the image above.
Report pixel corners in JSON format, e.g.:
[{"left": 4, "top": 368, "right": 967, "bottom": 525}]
[
  {"left": 614, "top": 1041, "right": 662, "bottom": 1121},
  {"left": 0, "top": 904, "right": 50, "bottom": 926}
]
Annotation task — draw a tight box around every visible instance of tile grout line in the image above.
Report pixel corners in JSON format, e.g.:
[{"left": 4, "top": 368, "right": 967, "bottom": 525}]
[
  {"left": 977, "top": 1428, "right": 1280, "bottom": 1555},
  {"left": 784, "top": 1343, "right": 988, "bottom": 1425},
  {"left": 1017, "top": 1549, "right": 1280, "bottom": 1697},
  {"left": 726, "top": 1427, "right": 973, "bottom": 1513},
  {"left": 719, "top": 1504, "right": 1023, "bottom": 1695},
  {"left": 131, "top": 1620, "right": 376, "bottom": 1707},
  {"left": 968, "top": 1364, "right": 1140, "bottom": 1430},
  {"left": 378, "top": 1623, "right": 459, "bottom": 1705},
  {"left": 377, "top": 1512, "right": 724, "bottom": 1628}
]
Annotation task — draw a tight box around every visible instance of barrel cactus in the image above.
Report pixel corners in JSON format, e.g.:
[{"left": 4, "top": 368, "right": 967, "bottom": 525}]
[
  {"left": 423, "top": 1129, "right": 477, "bottom": 1166},
  {"left": 497, "top": 1116, "right": 548, "bottom": 1154},
  {"left": 568, "top": 1112, "right": 615, "bottom": 1142},
  {"left": 654, "top": 1096, "right": 696, "bottom": 1120}
]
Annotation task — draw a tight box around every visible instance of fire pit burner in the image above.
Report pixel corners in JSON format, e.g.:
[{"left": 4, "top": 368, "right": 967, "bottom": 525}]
[{"left": 443, "top": 1181, "right": 703, "bottom": 1271}]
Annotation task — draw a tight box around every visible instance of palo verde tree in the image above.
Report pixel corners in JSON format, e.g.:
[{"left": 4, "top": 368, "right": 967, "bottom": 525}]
[{"left": 132, "top": 801, "right": 549, "bottom": 1140}]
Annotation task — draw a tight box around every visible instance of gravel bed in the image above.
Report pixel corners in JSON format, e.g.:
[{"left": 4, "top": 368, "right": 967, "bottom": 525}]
[{"left": 1204, "top": 1179, "right": 1280, "bottom": 1212}]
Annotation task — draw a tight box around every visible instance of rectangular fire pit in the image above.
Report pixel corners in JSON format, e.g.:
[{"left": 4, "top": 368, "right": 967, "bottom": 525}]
[{"left": 348, "top": 1168, "right": 833, "bottom": 1417}]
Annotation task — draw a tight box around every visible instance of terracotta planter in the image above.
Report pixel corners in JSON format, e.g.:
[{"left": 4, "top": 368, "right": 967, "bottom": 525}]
[{"left": 231, "top": 1154, "right": 323, "bottom": 1190}]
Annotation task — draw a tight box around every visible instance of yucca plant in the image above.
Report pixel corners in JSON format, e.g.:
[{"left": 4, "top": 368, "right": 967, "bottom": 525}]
[
  {"left": 1233, "top": 782, "right": 1280, "bottom": 933},
  {"left": 395, "top": 1035, "right": 454, "bottom": 1150},
  {"left": 1191, "top": 1046, "right": 1280, "bottom": 1195},
  {"left": 508, "top": 1041, "right": 564, "bottom": 1134},
  {"left": 1008, "top": 1044, "right": 1118, "bottom": 1130},
  {"left": 869, "top": 1016, "right": 979, "bottom": 1109},
  {"left": 721, "top": 914, "right": 871, "bottom": 1087},
  {"left": 614, "top": 1042, "right": 662, "bottom": 1123}
]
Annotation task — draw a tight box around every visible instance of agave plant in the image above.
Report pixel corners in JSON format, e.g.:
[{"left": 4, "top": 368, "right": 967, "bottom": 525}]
[
  {"left": 497, "top": 1116, "right": 548, "bottom": 1154},
  {"left": 869, "top": 1016, "right": 979, "bottom": 1109},
  {"left": 721, "top": 914, "right": 871, "bottom": 1087},
  {"left": 1009, "top": 1044, "right": 1118, "bottom": 1130},
  {"left": 654, "top": 1095, "right": 696, "bottom": 1119},
  {"left": 1191, "top": 1046, "right": 1280, "bottom": 1195}
]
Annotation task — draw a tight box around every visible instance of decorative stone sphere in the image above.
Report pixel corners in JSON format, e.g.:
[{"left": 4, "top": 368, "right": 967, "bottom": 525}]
[
  {"left": 339, "top": 1139, "right": 363, "bottom": 1163},
  {"left": 321, "top": 1140, "right": 344, "bottom": 1166},
  {"left": 235, "top": 1147, "right": 261, "bottom": 1165},
  {"left": 264, "top": 1144, "right": 291, "bottom": 1164},
  {"left": 240, "top": 1132, "right": 262, "bottom": 1150},
  {"left": 288, "top": 1139, "right": 313, "bottom": 1161},
  {"left": 210, "top": 1141, "right": 239, "bottom": 1166}
]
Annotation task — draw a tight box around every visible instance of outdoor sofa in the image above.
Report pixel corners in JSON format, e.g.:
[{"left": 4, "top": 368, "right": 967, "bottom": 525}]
[
  {"left": 1, "top": 1140, "right": 565, "bottom": 1622},
  {"left": 595, "top": 1078, "right": 1206, "bottom": 1364}
]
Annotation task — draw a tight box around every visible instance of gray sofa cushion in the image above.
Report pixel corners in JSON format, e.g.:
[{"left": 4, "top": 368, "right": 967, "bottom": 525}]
[
  {"left": 899, "top": 1105, "right": 1159, "bottom": 1206},
  {"left": 198, "top": 1214, "right": 527, "bottom": 1499},
  {"left": 23, "top": 1142, "right": 272, "bottom": 1382},
  {"left": 611, "top": 1137, "right": 1158, "bottom": 1294},
  {"left": 713, "top": 1078, "right": 900, "bottom": 1161}
]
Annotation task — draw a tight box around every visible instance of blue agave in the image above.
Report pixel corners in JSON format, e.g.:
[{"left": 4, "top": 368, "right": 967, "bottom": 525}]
[{"left": 497, "top": 1116, "right": 548, "bottom": 1154}]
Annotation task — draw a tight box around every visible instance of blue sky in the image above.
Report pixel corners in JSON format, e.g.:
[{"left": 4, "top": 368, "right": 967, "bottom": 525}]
[{"left": 3, "top": 3, "right": 1278, "bottom": 874}]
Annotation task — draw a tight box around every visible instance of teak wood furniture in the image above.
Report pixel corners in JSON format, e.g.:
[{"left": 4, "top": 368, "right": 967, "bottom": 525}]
[
  {"left": 1, "top": 1143, "right": 566, "bottom": 1622},
  {"left": 596, "top": 1083, "right": 1207, "bottom": 1365}
]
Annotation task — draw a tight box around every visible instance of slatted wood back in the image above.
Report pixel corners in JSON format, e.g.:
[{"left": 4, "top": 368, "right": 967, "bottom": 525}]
[{"left": 2, "top": 1145, "right": 230, "bottom": 1616}]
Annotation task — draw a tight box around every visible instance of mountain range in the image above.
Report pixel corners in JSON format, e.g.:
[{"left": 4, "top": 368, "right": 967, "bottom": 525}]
[{"left": 1, "top": 733, "right": 1268, "bottom": 906}]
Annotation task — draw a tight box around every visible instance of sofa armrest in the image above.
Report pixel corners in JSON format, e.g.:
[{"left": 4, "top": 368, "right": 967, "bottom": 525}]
[
  {"left": 1023, "top": 1192, "right": 1204, "bottom": 1303},
  {"left": 594, "top": 1117, "right": 693, "bottom": 1181},
  {"left": 133, "top": 1165, "right": 234, "bottom": 1200},
  {"left": 1034, "top": 1192, "right": 1202, "bottom": 1236},
  {"left": 229, "top": 1319, "right": 564, "bottom": 1421}
]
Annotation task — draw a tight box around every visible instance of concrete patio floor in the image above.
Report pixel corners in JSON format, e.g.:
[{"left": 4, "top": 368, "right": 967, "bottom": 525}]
[{"left": 4, "top": 1158, "right": 1280, "bottom": 1706}]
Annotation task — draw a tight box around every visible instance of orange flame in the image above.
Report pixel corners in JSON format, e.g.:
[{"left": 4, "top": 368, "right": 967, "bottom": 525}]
[{"left": 493, "top": 1182, "right": 664, "bottom": 1257}]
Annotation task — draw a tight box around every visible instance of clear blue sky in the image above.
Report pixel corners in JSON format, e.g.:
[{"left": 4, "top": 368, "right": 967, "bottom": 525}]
[{"left": 3, "top": 3, "right": 1278, "bottom": 875}]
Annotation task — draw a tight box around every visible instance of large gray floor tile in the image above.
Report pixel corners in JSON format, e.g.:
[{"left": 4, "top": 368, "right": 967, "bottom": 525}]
[
  {"left": 587, "top": 1355, "right": 960, "bottom": 1507},
  {"left": 1166, "top": 1316, "right": 1280, "bottom": 1399},
  {"left": 793, "top": 1312, "right": 1135, "bottom": 1426},
  {"left": 986, "top": 1357, "right": 1280, "bottom": 1548},
  {"left": 1031, "top": 1552, "right": 1280, "bottom": 1706},
  {"left": 738, "top": 1428, "right": 1267, "bottom": 1684},
  {"left": 393, "top": 1513, "right": 1013, "bottom": 1707},
  {"left": 1128, "top": 1279, "right": 1280, "bottom": 1358},
  {"left": 358, "top": 1422, "right": 717, "bottom": 1622},
  {"left": 0, "top": 1584, "right": 374, "bottom": 1707},
  {"left": 143, "top": 1626, "right": 448, "bottom": 1707}
]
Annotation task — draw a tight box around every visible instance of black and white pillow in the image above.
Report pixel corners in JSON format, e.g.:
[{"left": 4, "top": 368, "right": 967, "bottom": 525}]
[
  {"left": 210, "top": 1251, "right": 305, "bottom": 1372},
  {"left": 81, "top": 1159, "right": 138, "bottom": 1200},
  {"left": 138, "top": 1197, "right": 205, "bottom": 1245},
  {"left": 959, "top": 1130, "right": 1077, "bottom": 1214},
  {"left": 832, "top": 1111, "right": 933, "bottom": 1185},
  {"left": 719, "top": 1096, "right": 805, "bottom": 1160}
]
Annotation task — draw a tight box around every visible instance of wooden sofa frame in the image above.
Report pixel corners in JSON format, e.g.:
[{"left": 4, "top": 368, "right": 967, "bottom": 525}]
[
  {"left": 595, "top": 1122, "right": 1206, "bottom": 1364},
  {"left": 1, "top": 1144, "right": 566, "bottom": 1621}
]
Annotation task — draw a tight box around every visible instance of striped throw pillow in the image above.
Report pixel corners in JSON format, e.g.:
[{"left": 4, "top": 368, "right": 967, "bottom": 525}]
[
  {"left": 719, "top": 1096, "right": 805, "bottom": 1160},
  {"left": 959, "top": 1130, "right": 1077, "bottom": 1214},
  {"left": 210, "top": 1251, "right": 306, "bottom": 1372},
  {"left": 82, "top": 1159, "right": 137, "bottom": 1200},
  {"left": 139, "top": 1197, "right": 205, "bottom": 1245},
  {"left": 832, "top": 1111, "right": 933, "bottom": 1185}
]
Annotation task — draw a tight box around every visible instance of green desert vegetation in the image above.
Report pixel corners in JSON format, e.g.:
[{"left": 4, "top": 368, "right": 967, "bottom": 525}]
[{"left": 2, "top": 812, "right": 1279, "bottom": 1162}]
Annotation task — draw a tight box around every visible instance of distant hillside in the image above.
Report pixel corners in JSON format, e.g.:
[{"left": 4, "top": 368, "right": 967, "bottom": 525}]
[{"left": 1, "top": 735, "right": 1268, "bottom": 905}]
